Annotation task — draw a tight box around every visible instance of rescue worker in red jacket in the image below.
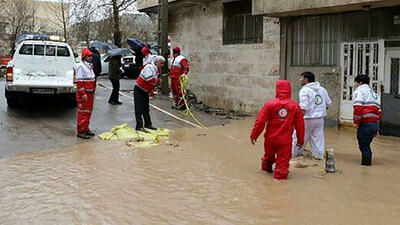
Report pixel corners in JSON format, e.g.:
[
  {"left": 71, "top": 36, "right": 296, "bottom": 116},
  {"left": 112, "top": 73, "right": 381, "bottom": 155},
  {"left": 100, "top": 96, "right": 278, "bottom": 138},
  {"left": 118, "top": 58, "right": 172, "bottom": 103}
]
[
  {"left": 134, "top": 55, "right": 166, "bottom": 132},
  {"left": 75, "top": 48, "right": 96, "bottom": 139},
  {"left": 250, "top": 80, "right": 305, "bottom": 180},
  {"left": 353, "top": 75, "right": 381, "bottom": 166},
  {"left": 170, "top": 46, "right": 189, "bottom": 109}
]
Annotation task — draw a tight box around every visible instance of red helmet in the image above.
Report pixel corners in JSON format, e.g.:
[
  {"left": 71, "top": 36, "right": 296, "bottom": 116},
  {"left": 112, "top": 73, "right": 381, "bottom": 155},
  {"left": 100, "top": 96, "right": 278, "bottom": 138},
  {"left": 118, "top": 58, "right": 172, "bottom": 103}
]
[
  {"left": 141, "top": 47, "right": 150, "bottom": 55},
  {"left": 81, "top": 48, "right": 93, "bottom": 60},
  {"left": 173, "top": 46, "right": 181, "bottom": 54}
]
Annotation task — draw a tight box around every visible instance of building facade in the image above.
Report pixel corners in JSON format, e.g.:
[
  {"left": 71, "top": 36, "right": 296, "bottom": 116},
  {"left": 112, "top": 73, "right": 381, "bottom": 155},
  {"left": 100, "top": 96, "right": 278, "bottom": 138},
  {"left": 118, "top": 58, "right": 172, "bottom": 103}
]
[
  {"left": 139, "top": 0, "right": 281, "bottom": 113},
  {"left": 258, "top": 0, "right": 400, "bottom": 135},
  {"left": 139, "top": 0, "right": 400, "bottom": 136}
]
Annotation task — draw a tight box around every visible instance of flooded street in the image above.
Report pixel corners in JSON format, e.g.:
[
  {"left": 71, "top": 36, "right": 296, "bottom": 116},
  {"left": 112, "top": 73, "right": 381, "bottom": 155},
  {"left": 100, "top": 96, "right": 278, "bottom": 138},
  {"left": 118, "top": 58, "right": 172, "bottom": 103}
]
[{"left": 1, "top": 119, "right": 400, "bottom": 225}]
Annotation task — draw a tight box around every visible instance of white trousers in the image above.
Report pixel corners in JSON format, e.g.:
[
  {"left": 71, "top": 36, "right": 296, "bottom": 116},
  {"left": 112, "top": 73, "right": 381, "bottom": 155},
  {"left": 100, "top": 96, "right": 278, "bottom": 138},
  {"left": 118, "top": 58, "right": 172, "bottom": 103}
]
[{"left": 292, "top": 117, "right": 325, "bottom": 159}]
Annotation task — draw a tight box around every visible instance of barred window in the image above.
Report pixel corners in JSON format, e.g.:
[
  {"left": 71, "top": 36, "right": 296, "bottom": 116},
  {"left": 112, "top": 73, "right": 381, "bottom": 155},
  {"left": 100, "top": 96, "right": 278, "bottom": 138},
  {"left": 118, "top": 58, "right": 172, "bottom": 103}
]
[
  {"left": 292, "top": 15, "right": 340, "bottom": 66},
  {"left": 223, "top": 0, "right": 263, "bottom": 45}
]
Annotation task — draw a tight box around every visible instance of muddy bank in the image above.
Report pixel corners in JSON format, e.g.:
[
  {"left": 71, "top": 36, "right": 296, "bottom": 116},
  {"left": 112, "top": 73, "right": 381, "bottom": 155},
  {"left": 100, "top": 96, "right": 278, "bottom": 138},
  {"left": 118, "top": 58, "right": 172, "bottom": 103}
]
[{"left": 0, "top": 119, "right": 399, "bottom": 224}]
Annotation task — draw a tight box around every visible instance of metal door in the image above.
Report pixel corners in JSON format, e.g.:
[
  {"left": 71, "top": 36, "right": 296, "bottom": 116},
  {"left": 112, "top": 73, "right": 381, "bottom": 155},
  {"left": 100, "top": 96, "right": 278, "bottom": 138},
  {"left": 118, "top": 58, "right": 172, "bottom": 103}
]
[
  {"left": 340, "top": 41, "right": 384, "bottom": 123},
  {"left": 381, "top": 49, "right": 400, "bottom": 136}
]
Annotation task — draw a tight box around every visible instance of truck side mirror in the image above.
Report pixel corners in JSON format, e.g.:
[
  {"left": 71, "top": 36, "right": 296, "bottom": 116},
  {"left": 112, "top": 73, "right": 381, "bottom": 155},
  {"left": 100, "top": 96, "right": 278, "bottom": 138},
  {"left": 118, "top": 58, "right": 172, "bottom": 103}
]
[
  {"left": 9, "top": 50, "right": 15, "bottom": 56},
  {"left": 73, "top": 53, "right": 78, "bottom": 58}
]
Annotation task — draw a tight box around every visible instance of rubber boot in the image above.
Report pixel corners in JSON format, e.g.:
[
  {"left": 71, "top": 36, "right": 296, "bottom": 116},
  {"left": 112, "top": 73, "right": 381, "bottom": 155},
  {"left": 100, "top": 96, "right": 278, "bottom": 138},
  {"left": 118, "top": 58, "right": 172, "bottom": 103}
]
[
  {"left": 261, "top": 161, "right": 273, "bottom": 173},
  {"left": 361, "top": 154, "right": 372, "bottom": 166}
]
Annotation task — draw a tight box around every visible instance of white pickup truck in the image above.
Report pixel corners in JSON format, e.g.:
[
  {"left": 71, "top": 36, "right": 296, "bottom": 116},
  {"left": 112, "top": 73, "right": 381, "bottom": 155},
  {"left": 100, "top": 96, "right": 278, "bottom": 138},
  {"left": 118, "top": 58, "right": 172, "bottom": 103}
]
[{"left": 5, "top": 40, "right": 77, "bottom": 107}]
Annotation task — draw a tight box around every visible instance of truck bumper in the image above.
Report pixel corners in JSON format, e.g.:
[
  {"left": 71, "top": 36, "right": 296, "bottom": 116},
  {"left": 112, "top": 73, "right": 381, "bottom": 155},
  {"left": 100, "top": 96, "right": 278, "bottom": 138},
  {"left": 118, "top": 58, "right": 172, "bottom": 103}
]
[{"left": 5, "top": 84, "right": 76, "bottom": 94}]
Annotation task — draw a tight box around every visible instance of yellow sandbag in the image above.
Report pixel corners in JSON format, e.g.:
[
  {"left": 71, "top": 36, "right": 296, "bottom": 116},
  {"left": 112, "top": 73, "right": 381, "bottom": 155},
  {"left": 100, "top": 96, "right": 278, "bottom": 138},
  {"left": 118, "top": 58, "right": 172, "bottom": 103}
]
[
  {"left": 98, "top": 131, "right": 116, "bottom": 140},
  {"left": 111, "top": 123, "right": 129, "bottom": 133},
  {"left": 137, "top": 131, "right": 160, "bottom": 143},
  {"left": 99, "top": 124, "right": 171, "bottom": 146},
  {"left": 115, "top": 127, "right": 137, "bottom": 140}
]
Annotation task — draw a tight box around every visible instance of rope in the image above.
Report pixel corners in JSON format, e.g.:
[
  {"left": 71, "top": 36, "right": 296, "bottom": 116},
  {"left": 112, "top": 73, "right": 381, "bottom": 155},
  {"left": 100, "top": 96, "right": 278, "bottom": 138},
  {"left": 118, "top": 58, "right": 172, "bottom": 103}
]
[{"left": 175, "top": 74, "right": 207, "bottom": 129}]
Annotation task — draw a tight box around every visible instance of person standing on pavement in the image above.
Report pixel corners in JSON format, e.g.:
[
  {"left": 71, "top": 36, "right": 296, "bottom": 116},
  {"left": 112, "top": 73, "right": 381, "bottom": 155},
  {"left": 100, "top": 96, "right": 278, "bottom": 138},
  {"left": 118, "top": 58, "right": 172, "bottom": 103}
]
[
  {"left": 89, "top": 46, "right": 102, "bottom": 80},
  {"left": 134, "top": 55, "right": 165, "bottom": 132},
  {"left": 75, "top": 48, "right": 96, "bottom": 139},
  {"left": 108, "top": 56, "right": 122, "bottom": 105},
  {"left": 250, "top": 80, "right": 305, "bottom": 180},
  {"left": 353, "top": 75, "right": 381, "bottom": 166},
  {"left": 170, "top": 46, "right": 189, "bottom": 110},
  {"left": 293, "top": 72, "right": 332, "bottom": 160},
  {"left": 142, "top": 46, "right": 154, "bottom": 66}
]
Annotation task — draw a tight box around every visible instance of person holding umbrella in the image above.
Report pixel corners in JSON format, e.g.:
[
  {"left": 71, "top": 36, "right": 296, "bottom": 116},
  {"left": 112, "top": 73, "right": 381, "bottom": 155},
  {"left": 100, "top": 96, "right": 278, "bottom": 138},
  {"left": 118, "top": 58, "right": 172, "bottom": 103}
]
[
  {"left": 89, "top": 46, "right": 102, "bottom": 79},
  {"left": 104, "top": 48, "right": 133, "bottom": 105},
  {"left": 108, "top": 55, "right": 122, "bottom": 105}
]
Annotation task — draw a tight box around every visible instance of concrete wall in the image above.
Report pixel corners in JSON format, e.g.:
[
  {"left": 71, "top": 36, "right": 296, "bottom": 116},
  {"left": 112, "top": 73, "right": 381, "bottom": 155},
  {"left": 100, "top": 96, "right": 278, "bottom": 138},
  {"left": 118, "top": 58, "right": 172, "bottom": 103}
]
[
  {"left": 168, "top": 0, "right": 280, "bottom": 113},
  {"left": 253, "top": 0, "right": 400, "bottom": 16}
]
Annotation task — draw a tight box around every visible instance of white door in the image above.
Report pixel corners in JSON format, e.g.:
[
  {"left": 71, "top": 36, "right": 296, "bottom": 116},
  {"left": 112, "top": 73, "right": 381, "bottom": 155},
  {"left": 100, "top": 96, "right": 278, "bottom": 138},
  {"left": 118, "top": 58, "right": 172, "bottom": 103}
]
[
  {"left": 384, "top": 49, "right": 400, "bottom": 95},
  {"left": 340, "top": 41, "right": 384, "bottom": 122},
  {"left": 381, "top": 48, "right": 400, "bottom": 136}
]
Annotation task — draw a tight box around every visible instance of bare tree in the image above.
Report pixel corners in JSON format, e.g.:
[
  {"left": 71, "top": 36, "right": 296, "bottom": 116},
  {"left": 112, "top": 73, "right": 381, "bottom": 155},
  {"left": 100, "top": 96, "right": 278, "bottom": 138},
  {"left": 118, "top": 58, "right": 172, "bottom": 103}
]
[
  {"left": 2, "top": 0, "right": 35, "bottom": 49},
  {"left": 71, "top": 0, "right": 97, "bottom": 46},
  {"left": 98, "top": 0, "right": 137, "bottom": 47},
  {"left": 45, "top": 0, "right": 72, "bottom": 41}
]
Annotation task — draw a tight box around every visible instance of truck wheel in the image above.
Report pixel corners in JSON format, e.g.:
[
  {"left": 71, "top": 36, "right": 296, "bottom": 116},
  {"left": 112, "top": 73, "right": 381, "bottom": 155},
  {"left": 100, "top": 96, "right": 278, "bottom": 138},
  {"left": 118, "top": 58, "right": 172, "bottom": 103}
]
[
  {"left": 65, "top": 94, "right": 77, "bottom": 108},
  {"left": 5, "top": 90, "right": 20, "bottom": 108}
]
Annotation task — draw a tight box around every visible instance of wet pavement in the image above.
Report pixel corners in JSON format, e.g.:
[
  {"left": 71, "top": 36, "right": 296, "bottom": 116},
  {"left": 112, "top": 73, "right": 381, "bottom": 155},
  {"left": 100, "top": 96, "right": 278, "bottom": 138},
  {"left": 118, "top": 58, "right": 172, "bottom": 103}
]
[
  {"left": 0, "top": 77, "right": 227, "bottom": 158},
  {"left": 2, "top": 77, "right": 400, "bottom": 225},
  {"left": 0, "top": 119, "right": 399, "bottom": 224}
]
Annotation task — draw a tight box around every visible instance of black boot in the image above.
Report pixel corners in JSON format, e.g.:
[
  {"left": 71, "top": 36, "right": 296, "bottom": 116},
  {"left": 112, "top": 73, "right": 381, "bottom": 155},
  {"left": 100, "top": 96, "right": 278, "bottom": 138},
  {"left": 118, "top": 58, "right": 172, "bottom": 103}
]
[
  {"left": 145, "top": 125, "right": 157, "bottom": 130},
  {"left": 361, "top": 154, "right": 372, "bottom": 166}
]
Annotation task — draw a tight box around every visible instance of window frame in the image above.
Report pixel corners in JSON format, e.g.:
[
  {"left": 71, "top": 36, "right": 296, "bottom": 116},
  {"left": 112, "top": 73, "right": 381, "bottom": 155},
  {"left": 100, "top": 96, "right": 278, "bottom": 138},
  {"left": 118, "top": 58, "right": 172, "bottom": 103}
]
[
  {"left": 222, "top": 0, "right": 264, "bottom": 45},
  {"left": 19, "top": 44, "right": 33, "bottom": 55}
]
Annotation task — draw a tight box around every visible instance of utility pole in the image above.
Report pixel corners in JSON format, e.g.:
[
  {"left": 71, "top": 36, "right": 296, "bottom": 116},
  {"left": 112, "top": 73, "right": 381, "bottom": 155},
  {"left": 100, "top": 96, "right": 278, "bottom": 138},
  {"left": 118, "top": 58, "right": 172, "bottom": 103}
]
[{"left": 158, "top": 0, "right": 169, "bottom": 95}]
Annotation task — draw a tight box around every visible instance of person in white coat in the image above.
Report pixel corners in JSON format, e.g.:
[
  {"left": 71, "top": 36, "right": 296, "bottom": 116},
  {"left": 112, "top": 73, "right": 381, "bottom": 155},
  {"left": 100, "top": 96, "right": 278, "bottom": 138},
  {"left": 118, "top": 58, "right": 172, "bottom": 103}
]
[{"left": 292, "top": 72, "right": 332, "bottom": 159}]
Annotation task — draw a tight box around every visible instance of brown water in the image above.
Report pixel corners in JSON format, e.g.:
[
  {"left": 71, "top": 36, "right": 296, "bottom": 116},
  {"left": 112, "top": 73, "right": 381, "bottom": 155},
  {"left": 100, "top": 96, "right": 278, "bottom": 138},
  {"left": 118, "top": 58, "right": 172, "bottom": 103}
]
[{"left": 1, "top": 119, "right": 400, "bottom": 225}]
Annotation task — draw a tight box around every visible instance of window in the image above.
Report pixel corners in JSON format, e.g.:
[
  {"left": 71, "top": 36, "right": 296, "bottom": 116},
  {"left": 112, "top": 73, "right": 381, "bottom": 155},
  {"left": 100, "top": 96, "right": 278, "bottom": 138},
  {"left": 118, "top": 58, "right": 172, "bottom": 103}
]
[
  {"left": 290, "top": 7, "right": 400, "bottom": 66},
  {"left": 57, "top": 46, "right": 70, "bottom": 57},
  {"left": 46, "top": 45, "right": 56, "bottom": 56},
  {"left": 19, "top": 44, "right": 33, "bottom": 55},
  {"left": 34, "top": 45, "right": 44, "bottom": 56},
  {"left": 223, "top": 0, "right": 263, "bottom": 45},
  {"left": 292, "top": 15, "right": 339, "bottom": 66}
]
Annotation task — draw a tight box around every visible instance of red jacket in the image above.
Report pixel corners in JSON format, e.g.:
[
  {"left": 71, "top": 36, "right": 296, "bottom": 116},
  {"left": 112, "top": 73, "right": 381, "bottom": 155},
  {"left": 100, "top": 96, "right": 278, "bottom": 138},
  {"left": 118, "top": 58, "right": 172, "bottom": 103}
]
[
  {"left": 250, "top": 80, "right": 305, "bottom": 145},
  {"left": 353, "top": 84, "right": 381, "bottom": 125},
  {"left": 136, "top": 63, "right": 161, "bottom": 94},
  {"left": 170, "top": 55, "right": 189, "bottom": 79}
]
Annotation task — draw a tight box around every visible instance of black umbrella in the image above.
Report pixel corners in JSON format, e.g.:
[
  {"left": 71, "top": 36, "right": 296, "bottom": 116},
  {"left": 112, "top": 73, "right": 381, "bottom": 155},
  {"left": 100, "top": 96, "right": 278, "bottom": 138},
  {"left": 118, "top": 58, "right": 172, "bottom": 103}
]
[
  {"left": 126, "top": 38, "right": 145, "bottom": 50},
  {"left": 103, "top": 48, "right": 134, "bottom": 62},
  {"left": 89, "top": 41, "right": 118, "bottom": 51}
]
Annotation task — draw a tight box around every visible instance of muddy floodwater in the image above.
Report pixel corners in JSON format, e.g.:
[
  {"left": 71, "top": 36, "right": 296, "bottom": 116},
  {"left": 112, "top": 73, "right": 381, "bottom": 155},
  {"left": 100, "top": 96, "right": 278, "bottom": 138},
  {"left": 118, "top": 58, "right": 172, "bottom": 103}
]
[{"left": 1, "top": 119, "right": 400, "bottom": 225}]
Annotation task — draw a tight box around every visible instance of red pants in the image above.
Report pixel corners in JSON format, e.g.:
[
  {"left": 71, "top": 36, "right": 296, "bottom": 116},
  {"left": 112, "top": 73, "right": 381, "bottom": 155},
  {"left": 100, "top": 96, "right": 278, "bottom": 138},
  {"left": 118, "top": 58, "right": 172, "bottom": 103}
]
[
  {"left": 170, "top": 77, "right": 184, "bottom": 106},
  {"left": 261, "top": 141, "right": 292, "bottom": 180},
  {"left": 76, "top": 81, "right": 95, "bottom": 133}
]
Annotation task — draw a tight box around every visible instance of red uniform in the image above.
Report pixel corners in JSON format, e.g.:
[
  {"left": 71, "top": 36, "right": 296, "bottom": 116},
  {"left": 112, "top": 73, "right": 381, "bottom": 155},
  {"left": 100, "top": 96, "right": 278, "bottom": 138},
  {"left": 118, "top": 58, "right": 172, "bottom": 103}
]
[
  {"left": 75, "top": 49, "right": 96, "bottom": 134},
  {"left": 250, "top": 80, "right": 305, "bottom": 180},
  {"left": 352, "top": 84, "right": 381, "bottom": 125},
  {"left": 170, "top": 47, "right": 189, "bottom": 106}
]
